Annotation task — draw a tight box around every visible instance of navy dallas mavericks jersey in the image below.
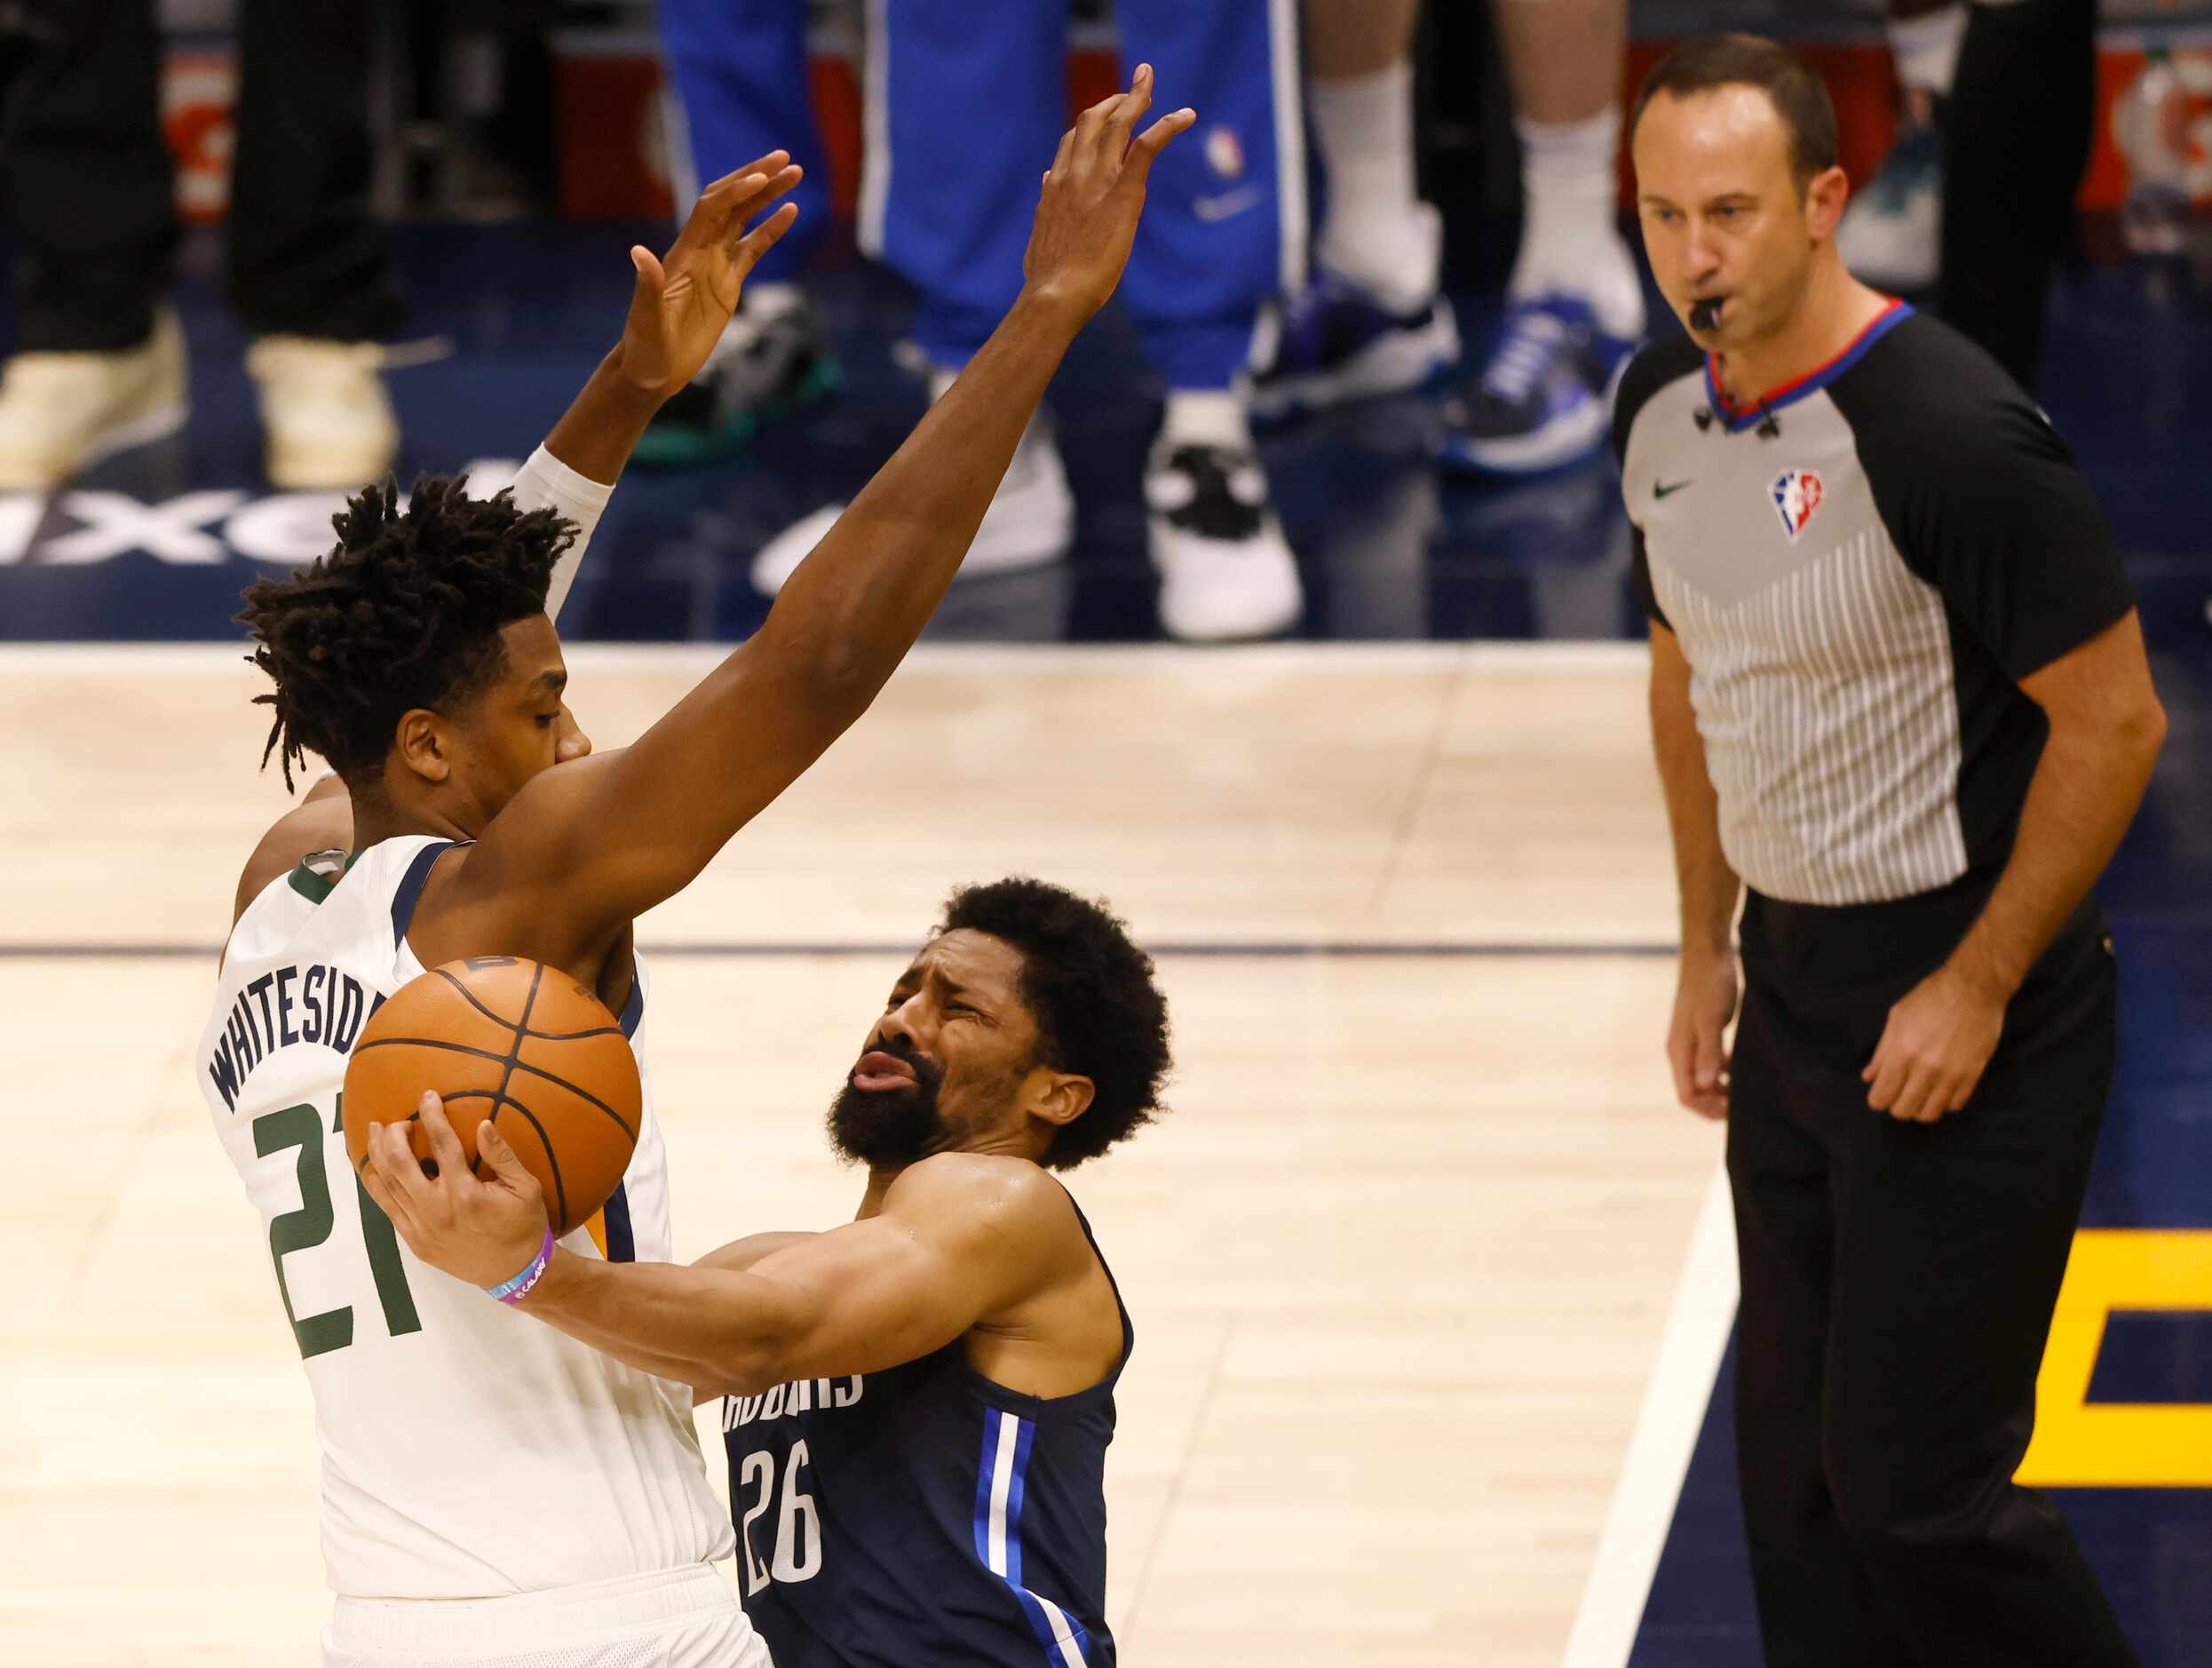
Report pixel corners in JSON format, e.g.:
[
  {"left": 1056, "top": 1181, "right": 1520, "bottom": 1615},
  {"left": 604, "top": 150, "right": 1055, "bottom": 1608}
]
[{"left": 721, "top": 1192, "right": 1130, "bottom": 1668}]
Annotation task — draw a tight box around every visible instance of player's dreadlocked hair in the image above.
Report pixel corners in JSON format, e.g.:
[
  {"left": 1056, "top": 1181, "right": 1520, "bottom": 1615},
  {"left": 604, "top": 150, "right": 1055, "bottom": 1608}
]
[
  {"left": 938, "top": 878, "right": 1172, "bottom": 1169},
  {"left": 237, "top": 475, "right": 574, "bottom": 791}
]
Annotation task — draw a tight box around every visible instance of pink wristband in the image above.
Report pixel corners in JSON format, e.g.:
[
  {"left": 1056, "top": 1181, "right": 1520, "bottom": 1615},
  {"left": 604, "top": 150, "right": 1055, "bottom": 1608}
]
[{"left": 487, "top": 1227, "right": 557, "bottom": 1305}]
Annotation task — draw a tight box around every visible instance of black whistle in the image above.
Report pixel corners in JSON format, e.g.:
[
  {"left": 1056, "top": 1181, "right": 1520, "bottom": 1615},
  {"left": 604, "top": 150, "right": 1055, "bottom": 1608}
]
[{"left": 1691, "top": 298, "right": 1722, "bottom": 332}]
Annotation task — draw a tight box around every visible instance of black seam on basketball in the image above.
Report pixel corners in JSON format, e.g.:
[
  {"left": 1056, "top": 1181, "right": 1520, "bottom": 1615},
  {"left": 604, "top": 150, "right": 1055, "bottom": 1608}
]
[
  {"left": 429, "top": 965, "right": 525, "bottom": 1033},
  {"left": 486, "top": 965, "right": 544, "bottom": 1212},
  {"left": 352, "top": 1036, "right": 511, "bottom": 1066},
  {"left": 493, "top": 962, "right": 542, "bottom": 1149},
  {"left": 349, "top": 1039, "right": 638, "bottom": 1145},
  {"left": 507, "top": 1060, "right": 638, "bottom": 1142},
  {"left": 497, "top": 1097, "right": 567, "bottom": 1229},
  {"left": 422, "top": 963, "right": 626, "bottom": 1043}
]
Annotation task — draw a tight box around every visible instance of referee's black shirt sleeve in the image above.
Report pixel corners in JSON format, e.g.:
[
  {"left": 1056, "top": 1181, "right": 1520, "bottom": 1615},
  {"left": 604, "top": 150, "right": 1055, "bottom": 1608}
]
[
  {"left": 1613, "top": 340, "right": 1685, "bottom": 633},
  {"left": 1829, "top": 317, "right": 2134, "bottom": 683}
]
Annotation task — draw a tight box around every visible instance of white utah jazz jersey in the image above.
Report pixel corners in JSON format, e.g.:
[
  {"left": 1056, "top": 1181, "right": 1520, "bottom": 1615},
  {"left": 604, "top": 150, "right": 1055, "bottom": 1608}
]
[{"left": 196, "top": 834, "right": 733, "bottom": 1599}]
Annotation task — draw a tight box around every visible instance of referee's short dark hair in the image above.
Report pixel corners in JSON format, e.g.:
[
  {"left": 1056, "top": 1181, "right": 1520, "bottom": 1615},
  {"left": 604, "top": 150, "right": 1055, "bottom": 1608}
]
[{"left": 1631, "top": 34, "right": 1840, "bottom": 193}]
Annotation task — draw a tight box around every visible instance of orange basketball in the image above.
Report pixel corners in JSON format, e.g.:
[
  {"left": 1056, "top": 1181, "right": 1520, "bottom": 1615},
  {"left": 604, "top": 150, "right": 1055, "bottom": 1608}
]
[{"left": 343, "top": 957, "right": 640, "bottom": 1235}]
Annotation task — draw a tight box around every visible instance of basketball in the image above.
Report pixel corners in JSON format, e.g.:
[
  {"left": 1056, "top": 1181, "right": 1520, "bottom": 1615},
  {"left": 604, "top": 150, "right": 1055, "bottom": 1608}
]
[{"left": 343, "top": 957, "right": 640, "bottom": 1235}]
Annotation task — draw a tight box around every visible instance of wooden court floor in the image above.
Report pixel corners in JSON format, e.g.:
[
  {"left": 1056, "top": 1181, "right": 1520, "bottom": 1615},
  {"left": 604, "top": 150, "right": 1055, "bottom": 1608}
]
[{"left": 1, "top": 643, "right": 1720, "bottom": 1667}]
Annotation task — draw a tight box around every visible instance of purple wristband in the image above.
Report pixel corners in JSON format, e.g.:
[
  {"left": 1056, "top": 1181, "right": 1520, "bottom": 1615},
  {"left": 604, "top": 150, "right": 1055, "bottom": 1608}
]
[{"left": 487, "top": 1227, "right": 557, "bottom": 1304}]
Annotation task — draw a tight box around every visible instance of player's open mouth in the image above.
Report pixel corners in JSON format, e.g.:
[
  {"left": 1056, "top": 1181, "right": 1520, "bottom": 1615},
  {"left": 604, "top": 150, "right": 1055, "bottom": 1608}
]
[
  {"left": 852, "top": 1051, "right": 919, "bottom": 1091},
  {"left": 1689, "top": 296, "right": 1728, "bottom": 331}
]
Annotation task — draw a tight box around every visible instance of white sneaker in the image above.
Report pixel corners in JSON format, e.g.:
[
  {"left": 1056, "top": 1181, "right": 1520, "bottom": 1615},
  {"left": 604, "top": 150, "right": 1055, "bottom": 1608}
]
[
  {"left": 1145, "top": 439, "right": 1302, "bottom": 641},
  {"left": 246, "top": 335, "right": 400, "bottom": 490},
  {"left": 1837, "top": 122, "right": 1943, "bottom": 291},
  {"left": 0, "top": 308, "right": 188, "bottom": 489},
  {"left": 749, "top": 406, "right": 1074, "bottom": 596}
]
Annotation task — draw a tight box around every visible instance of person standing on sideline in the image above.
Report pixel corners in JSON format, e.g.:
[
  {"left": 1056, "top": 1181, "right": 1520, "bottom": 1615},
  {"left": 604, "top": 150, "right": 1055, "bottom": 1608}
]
[
  {"left": 1251, "top": 0, "right": 1646, "bottom": 477},
  {"left": 635, "top": 0, "right": 840, "bottom": 468},
  {"left": 0, "top": 0, "right": 403, "bottom": 490},
  {"left": 1938, "top": 0, "right": 2098, "bottom": 392},
  {"left": 747, "top": 0, "right": 1309, "bottom": 644},
  {"left": 1617, "top": 36, "right": 2161, "bottom": 1668}
]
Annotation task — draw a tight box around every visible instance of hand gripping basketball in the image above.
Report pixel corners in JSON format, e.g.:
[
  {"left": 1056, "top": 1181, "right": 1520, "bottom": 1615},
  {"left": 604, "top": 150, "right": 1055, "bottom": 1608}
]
[
  {"left": 343, "top": 957, "right": 642, "bottom": 1235},
  {"left": 361, "top": 1092, "right": 554, "bottom": 1292}
]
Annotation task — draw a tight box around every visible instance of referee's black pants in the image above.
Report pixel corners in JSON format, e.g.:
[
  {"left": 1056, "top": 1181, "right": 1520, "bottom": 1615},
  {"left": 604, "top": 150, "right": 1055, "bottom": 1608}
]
[
  {"left": 1727, "top": 883, "right": 2137, "bottom": 1668},
  {"left": 2, "top": 0, "right": 399, "bottom": 353}
]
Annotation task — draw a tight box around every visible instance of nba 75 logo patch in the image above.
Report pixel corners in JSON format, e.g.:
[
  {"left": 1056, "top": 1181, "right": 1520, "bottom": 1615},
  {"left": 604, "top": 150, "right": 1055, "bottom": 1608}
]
[{"left": 1770, "top": 469, "right": 1824, "bottom": 541}]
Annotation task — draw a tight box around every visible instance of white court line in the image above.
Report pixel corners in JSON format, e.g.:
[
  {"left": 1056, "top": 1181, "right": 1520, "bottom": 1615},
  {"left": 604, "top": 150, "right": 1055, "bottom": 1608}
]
[
  {"left": 1561, "top": 1160, "right": 1739, "bottom": 1668},
  {"left": 0, "top": 639, "right": 1650, "bottom": 675}
]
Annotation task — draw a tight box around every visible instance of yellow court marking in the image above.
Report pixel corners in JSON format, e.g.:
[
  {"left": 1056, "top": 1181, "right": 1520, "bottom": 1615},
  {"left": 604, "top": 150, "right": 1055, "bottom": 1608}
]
[{"left": 2018, "top": 1230, "right": 2212, "bottom": 1488}]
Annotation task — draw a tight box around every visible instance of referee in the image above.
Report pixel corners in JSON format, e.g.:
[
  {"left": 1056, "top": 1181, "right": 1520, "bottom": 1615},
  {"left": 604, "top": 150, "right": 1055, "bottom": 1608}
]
[{"left": 1616, "top": 37, "right": 2164, "bottom": 1668}]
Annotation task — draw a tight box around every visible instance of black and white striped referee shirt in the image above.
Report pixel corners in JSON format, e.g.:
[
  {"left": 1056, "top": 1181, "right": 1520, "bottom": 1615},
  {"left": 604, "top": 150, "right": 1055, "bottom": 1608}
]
[{"left": 1613, "top": 301, "right": 2134, "bottom": 908}]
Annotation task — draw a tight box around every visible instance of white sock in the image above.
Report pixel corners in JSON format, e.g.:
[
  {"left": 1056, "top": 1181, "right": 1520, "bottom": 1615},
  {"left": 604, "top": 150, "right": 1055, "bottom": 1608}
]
[
  {"left": 1510, "top": 108, "right": 1645, "bottom": 340},
  {"left": 1308, "top": 60, "right": 1439, "bottom": 313},
  {"left": 1160, "top": 389, "right": 1250, "bottom": 452},
  {"left": 742, "top": 282, "right": 805, "bottom": 320},
  {"left": 1889, "top": 6, "right": 1968, "bottom": 98},
  {"left": 710, "top": 282, "right": 805, "bottom": 369}
]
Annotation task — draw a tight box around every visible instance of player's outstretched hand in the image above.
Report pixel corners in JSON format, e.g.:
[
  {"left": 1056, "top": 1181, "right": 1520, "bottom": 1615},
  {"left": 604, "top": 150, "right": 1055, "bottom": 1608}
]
[
  {"left": 617, "top": 155, "right": 805, "bottom": 400},
  {"left": 1020, "top": 64, "right": 1196, "bottom": 322},
  {"left": 359, "top": 1092, "right": 551, "bottom": 1291}
]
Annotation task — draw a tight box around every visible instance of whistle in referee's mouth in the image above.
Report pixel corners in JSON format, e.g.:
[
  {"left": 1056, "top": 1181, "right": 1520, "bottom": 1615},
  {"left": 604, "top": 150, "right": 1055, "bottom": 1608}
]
[{"left": 1690, "top": 297, "right": 1724, "bottom": 333}]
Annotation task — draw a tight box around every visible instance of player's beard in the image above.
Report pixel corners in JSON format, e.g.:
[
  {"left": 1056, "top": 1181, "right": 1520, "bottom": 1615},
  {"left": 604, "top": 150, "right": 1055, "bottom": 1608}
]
[{"left": 828, "top": 1045, "right": 950, "bottom": 1167}]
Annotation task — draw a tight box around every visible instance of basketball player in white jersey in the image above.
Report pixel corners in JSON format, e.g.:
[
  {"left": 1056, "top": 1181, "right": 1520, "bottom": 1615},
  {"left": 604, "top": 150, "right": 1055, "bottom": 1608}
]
[{"left": 198, "top": 72, "right": 1193, "bottom": 1668}]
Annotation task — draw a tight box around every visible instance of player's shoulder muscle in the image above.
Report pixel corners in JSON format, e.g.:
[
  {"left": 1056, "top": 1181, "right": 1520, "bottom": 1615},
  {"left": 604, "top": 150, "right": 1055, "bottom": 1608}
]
[{"left": 885, "top": 1154, "right": 1084, "bottom": 1271}]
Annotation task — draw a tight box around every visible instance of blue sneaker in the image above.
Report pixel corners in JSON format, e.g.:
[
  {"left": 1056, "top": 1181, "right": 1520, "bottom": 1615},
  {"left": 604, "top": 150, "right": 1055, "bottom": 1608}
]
[
  {"left": 1248, "top": 269, "right": 1460, "bottom": 424},
  {"left": 1439, "top": 294, "right": 1637, "bottom": 477}
]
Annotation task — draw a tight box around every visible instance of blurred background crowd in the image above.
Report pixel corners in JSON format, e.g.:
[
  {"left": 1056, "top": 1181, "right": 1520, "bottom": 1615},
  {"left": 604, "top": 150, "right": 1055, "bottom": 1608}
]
[{"left": 0, "top": 0, "right": 2206, "bottom": 643}]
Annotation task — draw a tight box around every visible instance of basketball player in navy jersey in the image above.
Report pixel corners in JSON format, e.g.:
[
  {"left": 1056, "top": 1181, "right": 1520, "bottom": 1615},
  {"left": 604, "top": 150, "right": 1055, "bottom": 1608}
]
[{"left": 364, "top": 878, "right": 1170, "bottom": 1668}]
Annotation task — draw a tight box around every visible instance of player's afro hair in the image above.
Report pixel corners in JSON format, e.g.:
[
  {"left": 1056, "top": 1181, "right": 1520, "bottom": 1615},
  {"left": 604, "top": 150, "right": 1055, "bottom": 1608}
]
[
  {"left": 938, "top": 878, "right": 1172, "bottom": 1169},
  {"left": 236, "top": 475, "right": 573, "bottom": 791}
]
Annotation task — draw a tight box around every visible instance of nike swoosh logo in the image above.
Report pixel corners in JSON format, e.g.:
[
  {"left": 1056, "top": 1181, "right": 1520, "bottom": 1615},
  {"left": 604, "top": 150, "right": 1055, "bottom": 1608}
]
[
  {"left": 1654, "top": 480, "right": 1693, "bottom": 499},
  {"left": 1193, "top": 185, "right": 1265, "bottom": 223}
]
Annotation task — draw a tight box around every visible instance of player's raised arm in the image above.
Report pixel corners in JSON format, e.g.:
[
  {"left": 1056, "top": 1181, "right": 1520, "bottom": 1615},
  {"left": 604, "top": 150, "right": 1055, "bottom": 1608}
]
[
  {"left": 445, "top": 69, "right": 1194, "bottom": 974},
  {"left": 227, "top": 163, "right": 801, "bottom": 920},
  {"left": 535, "top": 155, "right": 804, "bottom": 488}
]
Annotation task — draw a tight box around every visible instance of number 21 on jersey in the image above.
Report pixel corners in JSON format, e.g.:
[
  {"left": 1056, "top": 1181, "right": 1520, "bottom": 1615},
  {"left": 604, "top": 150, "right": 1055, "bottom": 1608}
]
[{"left": 254, "top": 1095, "right": 420, "bottom": 1358}]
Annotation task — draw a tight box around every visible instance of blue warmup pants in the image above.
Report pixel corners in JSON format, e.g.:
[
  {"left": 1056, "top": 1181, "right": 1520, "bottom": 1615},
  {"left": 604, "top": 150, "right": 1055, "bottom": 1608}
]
[
  {"left": 661, "top": 0, "right": 1304, "bottom": 389},
  {"left": 657, "top": 0, "right": 829, "bottom": 285}
]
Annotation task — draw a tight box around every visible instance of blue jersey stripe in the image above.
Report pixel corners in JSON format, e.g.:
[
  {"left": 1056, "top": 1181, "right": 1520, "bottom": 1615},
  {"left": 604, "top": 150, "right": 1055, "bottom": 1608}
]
[
  {"left": 601, "top": 1182, "right": 635, "bottom": 1263},
  {"left": 972, "top": 1407, "right": 1003, "bottom": 1569},
  {"left": 618, "top": 953, "right": 644, "bottom": 1039},
  {"left": 388, "top": 839, "right": 452, "bottom": 943},
  {"left": 602, "top": 956, "right": 642, "bottom": 1264},
  {"left": 971, "top": 1407, "right": 1090, "bottom": 1668},
  {"left": 1005, "top": 1415, "right": 1034, "bottom": 1585}
]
